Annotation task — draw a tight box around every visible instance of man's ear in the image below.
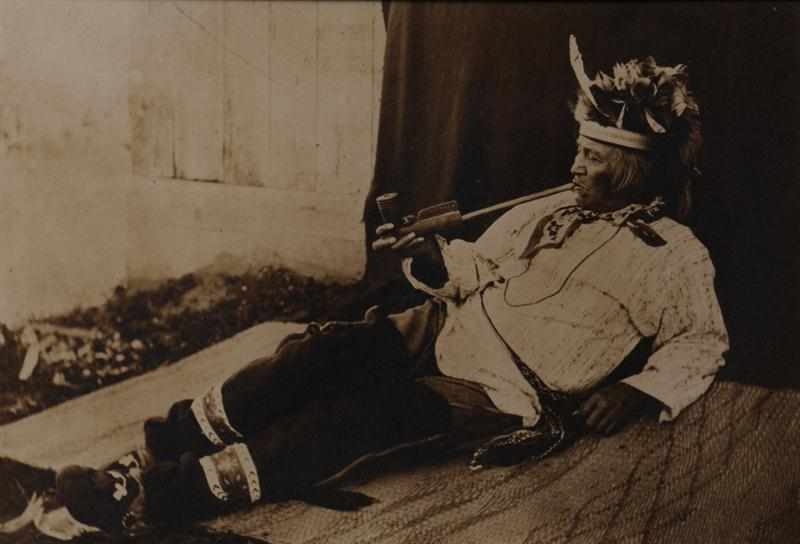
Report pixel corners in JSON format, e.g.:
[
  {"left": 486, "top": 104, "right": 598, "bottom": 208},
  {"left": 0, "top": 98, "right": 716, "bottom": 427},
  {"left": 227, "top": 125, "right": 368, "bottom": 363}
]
[{"left": 600, "top": 172, "right": 624, "bottom": 201}]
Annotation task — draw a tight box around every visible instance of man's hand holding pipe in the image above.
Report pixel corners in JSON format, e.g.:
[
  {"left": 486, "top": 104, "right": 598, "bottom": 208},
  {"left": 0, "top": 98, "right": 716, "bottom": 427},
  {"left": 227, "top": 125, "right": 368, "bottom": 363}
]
[{"left": 372, "top": 223, "right": 448, "bottom": 287}]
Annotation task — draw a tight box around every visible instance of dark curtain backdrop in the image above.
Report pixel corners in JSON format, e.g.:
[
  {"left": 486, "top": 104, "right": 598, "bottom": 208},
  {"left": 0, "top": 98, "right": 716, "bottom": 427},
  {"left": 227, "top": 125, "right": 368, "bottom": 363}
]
[{"left": 363, "top": 2, "right": 799, "bottom": 388}]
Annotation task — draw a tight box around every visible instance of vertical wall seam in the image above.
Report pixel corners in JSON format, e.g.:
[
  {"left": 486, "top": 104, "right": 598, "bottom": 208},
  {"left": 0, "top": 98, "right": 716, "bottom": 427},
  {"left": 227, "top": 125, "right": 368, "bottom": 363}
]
[
  {"left": 221, "top": 2, "right": 228, "bottom": 185},
  {"left": 370, "top": 5, "right": 376, "bottom": 169},
  {"left": 314, "top": 1, "right": 320, "bottom": 191},
  {"left": 267, "top": 2, "right": 273, "bottom": 189}
]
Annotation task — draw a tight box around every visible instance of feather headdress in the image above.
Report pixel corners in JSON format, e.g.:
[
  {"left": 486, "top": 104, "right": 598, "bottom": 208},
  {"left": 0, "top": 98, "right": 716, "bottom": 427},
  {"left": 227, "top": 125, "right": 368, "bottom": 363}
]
[{"left": 569, "top": 35, "right": 703, "bottom": 219}]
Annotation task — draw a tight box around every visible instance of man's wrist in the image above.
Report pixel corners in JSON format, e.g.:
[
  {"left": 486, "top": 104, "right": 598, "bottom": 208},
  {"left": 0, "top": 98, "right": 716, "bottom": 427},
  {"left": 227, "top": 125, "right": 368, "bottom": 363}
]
[{"left": 619, "top": 382, "right": 663, "bottom": 413}]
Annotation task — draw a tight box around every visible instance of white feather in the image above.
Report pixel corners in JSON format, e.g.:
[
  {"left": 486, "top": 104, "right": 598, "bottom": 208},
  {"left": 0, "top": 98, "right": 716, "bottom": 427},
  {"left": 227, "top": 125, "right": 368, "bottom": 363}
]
[
  {"left": 34, "top": 507, "right": 100, "bottom": 541},
  {"left": 569, "top": 35, "right": 599, "bottom": 110},
  {"left": 644, "top": 109, "right": 667, "bottom": 133},
  {"left": 0, "top": 493, "right": 43, "bottom": 533},
  {"left": 616, "top": 102, "right": 627, "bottom": 128},
  {"left": 0, "top": 492, "right": 100, "bottom": 541}
]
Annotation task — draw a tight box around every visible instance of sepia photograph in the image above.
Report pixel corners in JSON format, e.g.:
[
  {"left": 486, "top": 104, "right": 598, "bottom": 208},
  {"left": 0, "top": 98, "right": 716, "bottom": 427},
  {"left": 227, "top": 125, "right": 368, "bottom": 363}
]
[{"left": 1, "top": 2, "right": 798, "bottom": 543}]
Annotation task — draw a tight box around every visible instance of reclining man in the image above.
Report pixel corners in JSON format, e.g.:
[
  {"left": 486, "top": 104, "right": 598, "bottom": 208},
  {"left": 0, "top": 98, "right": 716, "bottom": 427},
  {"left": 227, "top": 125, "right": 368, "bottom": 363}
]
[{"left": 54, "top": 37, "right": 728, "bottom": 537}]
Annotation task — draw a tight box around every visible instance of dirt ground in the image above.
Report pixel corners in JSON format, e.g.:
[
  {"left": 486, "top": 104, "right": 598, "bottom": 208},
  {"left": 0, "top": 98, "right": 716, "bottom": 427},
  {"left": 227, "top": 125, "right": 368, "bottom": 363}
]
[{"left": 0, "top": 266, "right": 371, "bottom": 426}]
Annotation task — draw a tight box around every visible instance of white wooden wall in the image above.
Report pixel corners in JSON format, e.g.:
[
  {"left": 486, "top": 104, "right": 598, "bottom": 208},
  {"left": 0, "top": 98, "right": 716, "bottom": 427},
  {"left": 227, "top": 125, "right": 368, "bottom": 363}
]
[
  {"left": 127, "top": 1, "right": 385, "bottom": 281},
  {"left": 131, "top": 1, "right": 382, "bottom": 190},
  {"left": 0, "top": 1, "right": 383, "bottom": 325}
]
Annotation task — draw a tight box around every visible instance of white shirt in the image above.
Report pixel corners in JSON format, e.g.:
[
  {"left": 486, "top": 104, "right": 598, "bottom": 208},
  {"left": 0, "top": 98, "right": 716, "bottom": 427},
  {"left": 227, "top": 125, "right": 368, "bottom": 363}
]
[{"left": 403, "top": 191, "right": 729, "bottom": 424}]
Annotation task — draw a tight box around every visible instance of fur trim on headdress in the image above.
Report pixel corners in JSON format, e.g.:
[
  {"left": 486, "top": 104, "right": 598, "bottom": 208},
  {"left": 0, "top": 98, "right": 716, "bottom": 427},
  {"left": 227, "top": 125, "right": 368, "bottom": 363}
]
[{"left": 569, "top": 35, "right": 702, "bottom": 220}]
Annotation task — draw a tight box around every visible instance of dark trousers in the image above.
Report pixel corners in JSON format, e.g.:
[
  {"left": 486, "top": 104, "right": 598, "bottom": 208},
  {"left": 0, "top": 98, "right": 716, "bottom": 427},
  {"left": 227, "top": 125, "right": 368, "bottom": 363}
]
[{"left": 141, "top": 316, "right": 511, "bottom": 525}]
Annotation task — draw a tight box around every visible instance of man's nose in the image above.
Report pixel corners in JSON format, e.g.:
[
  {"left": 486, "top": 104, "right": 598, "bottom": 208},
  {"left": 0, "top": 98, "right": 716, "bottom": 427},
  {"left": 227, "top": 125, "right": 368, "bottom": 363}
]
[{"left": 570, "top": 156, "right": 585, "bottom": 175}]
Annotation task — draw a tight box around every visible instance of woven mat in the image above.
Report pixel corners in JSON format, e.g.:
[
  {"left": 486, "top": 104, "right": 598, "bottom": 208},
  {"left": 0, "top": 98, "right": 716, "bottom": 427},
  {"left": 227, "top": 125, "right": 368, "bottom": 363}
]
[{"left": 209, "top": 381, "right": 800, "bottom": 544}]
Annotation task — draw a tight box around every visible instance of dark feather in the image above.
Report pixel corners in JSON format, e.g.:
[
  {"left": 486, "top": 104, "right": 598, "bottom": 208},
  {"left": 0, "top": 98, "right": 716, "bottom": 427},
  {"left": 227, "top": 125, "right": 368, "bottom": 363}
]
[{"left": 629, "top": 220, "right": 667, "bottom": 247}]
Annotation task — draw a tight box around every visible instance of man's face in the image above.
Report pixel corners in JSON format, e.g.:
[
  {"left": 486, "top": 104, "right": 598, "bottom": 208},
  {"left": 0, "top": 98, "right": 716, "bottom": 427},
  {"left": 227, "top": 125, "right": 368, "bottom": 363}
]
[{"left": 570, "top": 136, "right": 623, "bottom": 212}]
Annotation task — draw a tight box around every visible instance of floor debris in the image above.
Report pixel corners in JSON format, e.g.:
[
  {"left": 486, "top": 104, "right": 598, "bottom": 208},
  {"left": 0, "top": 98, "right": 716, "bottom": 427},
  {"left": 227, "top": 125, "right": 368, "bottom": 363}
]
[{"left": 0, "top": 266, "right": 366, "bottom": 426}]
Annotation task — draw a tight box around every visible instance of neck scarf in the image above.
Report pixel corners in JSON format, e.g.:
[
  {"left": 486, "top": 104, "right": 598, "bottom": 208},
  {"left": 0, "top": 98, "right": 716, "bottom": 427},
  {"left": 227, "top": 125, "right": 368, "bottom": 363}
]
[{"left": 519, "top": 197, "right": 667, "bottom": 260}]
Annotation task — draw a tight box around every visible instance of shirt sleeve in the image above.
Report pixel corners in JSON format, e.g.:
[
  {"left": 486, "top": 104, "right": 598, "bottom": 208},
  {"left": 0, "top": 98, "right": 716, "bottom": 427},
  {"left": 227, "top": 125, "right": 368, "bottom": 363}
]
[
  {"left": 402, "top": 202, "right": 538, "bottom": 302},
  {"left": 402, "top": 235, "right": 481, "bottom": 302},
  {"left": 622, "top": 242, "right": 729, "bottom": 422}
]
